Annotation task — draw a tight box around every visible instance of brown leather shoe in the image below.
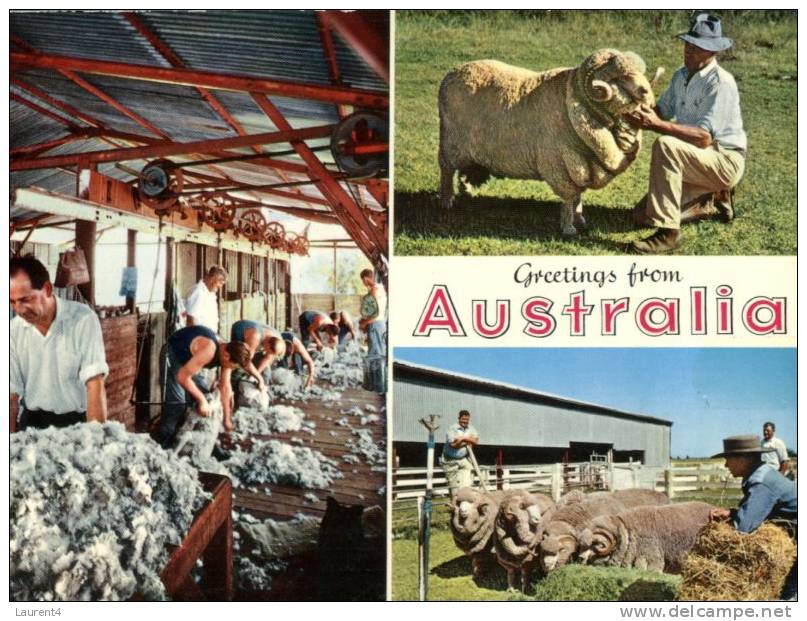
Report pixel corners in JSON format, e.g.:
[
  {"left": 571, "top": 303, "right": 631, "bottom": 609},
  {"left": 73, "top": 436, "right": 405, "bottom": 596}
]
[
  {"left": 630, "top": 228, "right": 681, "bottom": 254},
  {"left": 680, "top": 194, "right": 718, "bottom": 224},
  {"left": 714, "top": 188, "right": 735, "bottom": 222},
  {"left": 632, "top": 194, "right": 652, "bottom": 227}
]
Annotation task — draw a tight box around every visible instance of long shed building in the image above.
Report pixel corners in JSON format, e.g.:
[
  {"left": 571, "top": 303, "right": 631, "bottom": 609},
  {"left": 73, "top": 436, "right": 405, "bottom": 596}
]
[{"left": 393, "top": 361, "right": 672, "bottom": 468}]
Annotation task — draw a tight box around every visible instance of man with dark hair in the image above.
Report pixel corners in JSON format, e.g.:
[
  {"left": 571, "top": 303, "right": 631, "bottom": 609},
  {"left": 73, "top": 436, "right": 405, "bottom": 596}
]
[
  {"left": 440, "top": 410, "right": 480, "bottom": 499},
  {"left": 629, "top": 13, "right": 746, "bottom": 253},
  {"left": 761, "top": 422, "right": 790, "bottom": 475},
  {"left": 298, "top": 310, "right": 338, "bottom": 351},
  {"left": 329, "top": 310, "right": 357, "bottom": 348},
  {"left": 184, "top": 265, "right": 227, "bottom": 332},
  {"left": 711, "top": 435, "right": 797, "bottom": 599},
  {"left": 229, "top": 321, "right": 315, "bottom": 389},
  {"left": 160, "top": 325, "right": 256, "bottom": 445},
  {"left": 10, "top": 255, "right": 109, "bottom": 431}
]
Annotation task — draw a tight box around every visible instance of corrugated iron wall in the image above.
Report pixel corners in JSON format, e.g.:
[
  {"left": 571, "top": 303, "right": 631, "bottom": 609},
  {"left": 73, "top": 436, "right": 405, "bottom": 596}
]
[{"left": 393, "top": 376, "right": 671, "bottom": 467}]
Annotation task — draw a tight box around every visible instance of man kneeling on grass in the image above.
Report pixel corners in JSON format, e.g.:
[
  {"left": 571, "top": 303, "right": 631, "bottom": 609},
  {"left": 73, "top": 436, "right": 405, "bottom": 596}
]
[{"left": 628, "top": 13, "right": 746, "bottom": 254}]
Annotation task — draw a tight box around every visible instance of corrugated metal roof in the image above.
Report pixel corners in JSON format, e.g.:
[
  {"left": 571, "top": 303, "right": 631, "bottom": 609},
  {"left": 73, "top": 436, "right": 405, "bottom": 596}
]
[
  {"left": 393, "top": 361, "right": 673, "bottom": 427},
  {"left": 10, "top": 9, "right": 387, "bottom": 219}
]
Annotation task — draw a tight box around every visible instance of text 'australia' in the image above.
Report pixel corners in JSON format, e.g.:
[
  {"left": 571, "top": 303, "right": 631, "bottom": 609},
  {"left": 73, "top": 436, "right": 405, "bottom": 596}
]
[{"left": 412, "top": 285, "right": 786, "bottom": 339}]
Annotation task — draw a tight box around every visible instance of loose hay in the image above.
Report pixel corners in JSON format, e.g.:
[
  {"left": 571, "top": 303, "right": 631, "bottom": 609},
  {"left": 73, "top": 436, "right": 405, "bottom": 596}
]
[{"left": 677, "top": 522, "right": 796, "bottom": 601}]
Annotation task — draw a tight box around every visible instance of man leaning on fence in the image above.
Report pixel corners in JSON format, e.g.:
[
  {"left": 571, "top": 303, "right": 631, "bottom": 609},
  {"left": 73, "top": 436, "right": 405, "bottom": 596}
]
[{"left": 440, "top": 410, "right": 479, "bottom": 499}]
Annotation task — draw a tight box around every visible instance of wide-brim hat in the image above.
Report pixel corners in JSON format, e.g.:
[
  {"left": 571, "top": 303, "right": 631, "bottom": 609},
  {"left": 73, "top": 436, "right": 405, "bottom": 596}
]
[
  {"left": 677, "top": 13, "right": 733, "bottom": 52},
  {"left": 712, "top": 435, "right": 775, "bottom": 458}
]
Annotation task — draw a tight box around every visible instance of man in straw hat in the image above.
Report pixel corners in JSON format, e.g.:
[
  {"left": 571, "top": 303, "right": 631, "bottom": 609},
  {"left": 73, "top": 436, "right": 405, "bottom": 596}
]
[
  {"left": 628, "top": 13, "right": 747, "bottom": 253},
  {"left": 711, "top": 435, "right": 797, "bottom": 599}
]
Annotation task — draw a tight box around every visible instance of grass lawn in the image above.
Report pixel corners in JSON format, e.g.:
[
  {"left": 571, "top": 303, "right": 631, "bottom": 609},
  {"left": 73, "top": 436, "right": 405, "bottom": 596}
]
[
  {"left": 391, "top": 529, "right": 680, "bottom": 601},
  {"left": 393, "top": 10, "right": 796, "bottom": 256}
]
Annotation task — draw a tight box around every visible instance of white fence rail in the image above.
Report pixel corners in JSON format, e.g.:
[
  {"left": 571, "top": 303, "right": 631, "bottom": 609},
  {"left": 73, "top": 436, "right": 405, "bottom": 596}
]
[{"left": 391, "top": 460, "right": 776, "bottom": 504}]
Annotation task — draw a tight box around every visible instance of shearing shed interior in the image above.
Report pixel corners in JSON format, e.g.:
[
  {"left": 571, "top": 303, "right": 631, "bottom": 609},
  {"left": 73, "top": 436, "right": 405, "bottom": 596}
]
[
  {"left": 392, "top": 361, "right": 672, "bottom": 469},
  {"left": 10, "top": 9, "right": 388, "bottom": 601}
]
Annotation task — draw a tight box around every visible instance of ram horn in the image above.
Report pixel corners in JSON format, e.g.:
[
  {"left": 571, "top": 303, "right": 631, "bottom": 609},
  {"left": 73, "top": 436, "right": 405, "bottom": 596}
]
[
  {"left": 590, "top": 79, "right": 614, "bottom": 102},
  {"left": 650, "top": 66, "right": 665, "bottom": 88}
]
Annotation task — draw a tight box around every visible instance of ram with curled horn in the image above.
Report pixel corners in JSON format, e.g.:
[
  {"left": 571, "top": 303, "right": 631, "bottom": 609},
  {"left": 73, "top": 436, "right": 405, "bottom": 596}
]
[
  {"left": 448, "top": 487, "right": 506, "bottom": 580},
  {"left": 438, "top": 49, "right": 663, "bottom": 236},
  {"left": 492, "top": 489, "right": 554, "bottom": 593},
  {"left": 539, "top": 489, "right": 670, "bottom": 574},
  {"left": 578, "top": 501, "right": 713, "bottom": 573}
]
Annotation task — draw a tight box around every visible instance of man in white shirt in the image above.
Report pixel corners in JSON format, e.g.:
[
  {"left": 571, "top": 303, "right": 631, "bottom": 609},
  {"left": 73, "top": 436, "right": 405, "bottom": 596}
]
[
  {"left": 10, "top": 256, "right": 109, "bottom": 431},
  {"left": 761, "top": 421, "right": 790, "bottom": 475},
  {"left": 628, "top": 13, "right": 746, "bottom": 253},
  {"left": 184, "top": 265, "right": 226, "bottom": 333}
]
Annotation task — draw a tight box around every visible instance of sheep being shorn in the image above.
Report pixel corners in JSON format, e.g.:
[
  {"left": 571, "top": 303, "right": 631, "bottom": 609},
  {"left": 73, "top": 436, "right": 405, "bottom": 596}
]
[
  {"left": 493, "top": 490, "right": 555, "bottom": 592},
  {"left": 579, "top": 501, "right": 714, "bottom": 572},
  {"left": 438, "top": 49, "right": 657, "bottom": 236},
  {"left": 448, "top": 487, "right": 506, "bottom": 579}
]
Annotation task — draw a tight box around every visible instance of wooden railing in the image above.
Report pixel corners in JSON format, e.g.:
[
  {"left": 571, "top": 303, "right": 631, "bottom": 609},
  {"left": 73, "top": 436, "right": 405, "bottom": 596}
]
[{"left": 392, "top": 459, "right": 797, "bottom": 503}]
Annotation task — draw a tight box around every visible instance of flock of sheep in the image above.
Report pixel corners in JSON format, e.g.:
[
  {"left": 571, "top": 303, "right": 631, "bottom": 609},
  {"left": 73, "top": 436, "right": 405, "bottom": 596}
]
[{"left": 449, "top": 486, "right": 713, "bottom": 593}]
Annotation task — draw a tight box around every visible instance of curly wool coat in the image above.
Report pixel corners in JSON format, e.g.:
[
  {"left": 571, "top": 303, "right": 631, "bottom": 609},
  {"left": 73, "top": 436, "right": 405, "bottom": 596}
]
[{"left": 438, "top": 49, "right": 655, "bottom": 235}]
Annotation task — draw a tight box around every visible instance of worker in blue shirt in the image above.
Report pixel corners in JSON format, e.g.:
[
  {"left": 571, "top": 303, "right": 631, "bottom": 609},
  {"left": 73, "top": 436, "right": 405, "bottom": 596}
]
[{"left": 711, "top": 435, "right": 797, "bottom": 599}]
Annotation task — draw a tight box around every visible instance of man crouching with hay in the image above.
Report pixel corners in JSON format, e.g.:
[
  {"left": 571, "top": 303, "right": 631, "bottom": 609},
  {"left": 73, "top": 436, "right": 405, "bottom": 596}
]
[{"left": 706, "top": 435, "right": 797, "bottom": 599}]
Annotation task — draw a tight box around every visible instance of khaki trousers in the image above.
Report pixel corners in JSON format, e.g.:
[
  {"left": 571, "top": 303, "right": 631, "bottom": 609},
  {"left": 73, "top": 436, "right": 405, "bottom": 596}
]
[
  {"left": 442, "top": 456, "right": 474, "bottom": 498},
  {"left": 640, "top": 136, "right": 745, "bottom": 229}
]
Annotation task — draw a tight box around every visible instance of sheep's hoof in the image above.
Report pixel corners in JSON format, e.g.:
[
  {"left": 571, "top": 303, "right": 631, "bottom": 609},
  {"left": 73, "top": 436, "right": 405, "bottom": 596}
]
[{"left": 561, "top": 225, "right": 579, "bottom": 237}]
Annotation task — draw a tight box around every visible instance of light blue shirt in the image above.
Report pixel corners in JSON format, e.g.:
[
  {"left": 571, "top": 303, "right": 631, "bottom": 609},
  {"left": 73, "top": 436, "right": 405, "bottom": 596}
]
[
  {"left": 442, "top": 422, "right": 479, "bottom": 460},
  {"left": 734, "top": 463, "right": 797, "bottom": 533},
  {"left": 657, "top": 59, "right": 747, "bottom": 153}
]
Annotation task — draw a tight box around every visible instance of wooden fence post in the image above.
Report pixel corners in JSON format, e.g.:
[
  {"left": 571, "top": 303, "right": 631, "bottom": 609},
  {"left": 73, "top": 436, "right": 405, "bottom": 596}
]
[
  {"left": 551, "top": 463, "right": 562, "bottom": 502},
  {"left": 665, "top": 467, "right": 675, "bottom": 499}
]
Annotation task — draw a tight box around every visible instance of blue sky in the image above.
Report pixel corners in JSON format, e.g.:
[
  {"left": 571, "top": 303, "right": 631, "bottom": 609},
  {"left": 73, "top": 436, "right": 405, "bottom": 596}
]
[{"left": 394, "top": 348, "right": 797, "bottom": 458}]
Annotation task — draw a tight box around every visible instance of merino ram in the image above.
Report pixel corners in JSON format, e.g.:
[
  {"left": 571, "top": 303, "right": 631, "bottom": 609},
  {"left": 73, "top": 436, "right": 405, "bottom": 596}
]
[
  {"left": 493, "top": 490, "right": 554, "bottom": 592},
  {"left": 539, "top": 489, "right": 670, "bottom": 573},
  {"left": 438, "top": 49, "right": 657, "bottom": 236},
  {"left": 578, "top": 501, "right": 714, "bottom": 572},
  {"left": 449, "top": 487, "right": 506, "bottom": 579}
]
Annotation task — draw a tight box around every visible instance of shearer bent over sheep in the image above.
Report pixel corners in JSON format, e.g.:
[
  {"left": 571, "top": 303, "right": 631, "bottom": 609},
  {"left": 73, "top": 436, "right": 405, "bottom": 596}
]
[
  {"left": 438, "top": 48, "right": 656, "bottom": 237},
  {"left": 628, "top": 13, "right": 746, "bottom": 253}
]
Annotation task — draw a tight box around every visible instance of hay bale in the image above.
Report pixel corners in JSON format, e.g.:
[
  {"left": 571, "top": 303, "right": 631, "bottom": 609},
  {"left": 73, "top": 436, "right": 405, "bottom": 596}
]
[{"left": 678, "top": 521, "right": 796, "bottom": 601}]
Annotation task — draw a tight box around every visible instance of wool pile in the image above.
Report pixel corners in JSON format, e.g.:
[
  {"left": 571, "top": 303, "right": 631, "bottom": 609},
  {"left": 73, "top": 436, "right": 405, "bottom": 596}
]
[
  {"left": 10, "top": 422, "right": 208, "bottom": 601},
  {"left": 227, "top": 440, "right": 342, "bottom": 489},
  {"left": 232, "top": 404, "right": 308, "bottom": 437},
  {"left": 677, "top": 521, "right": 796, "bottom": 601},
  {"left": 315, "top": 343, "right": 364, "bottom": 390}
]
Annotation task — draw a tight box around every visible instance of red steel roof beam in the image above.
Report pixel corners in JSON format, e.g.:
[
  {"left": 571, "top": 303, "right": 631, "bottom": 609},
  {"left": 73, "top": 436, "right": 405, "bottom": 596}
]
[
  {"left": 250, "top": 93, "right": 387, "bottom": 262},
  {"left": 12, "top": 52, "right": 389, "bottom": 109},
  {"left": 12, "top": 33, "right": 168, "bottom": 139},
  {"left": 320, "top": 11, "right": 390, "bottom": 85},
  {"left": 316, "top": 13, "right": 350, "bottom": 119},
  {"left": 11, "top": 92, "right": 82, "bottom": 131},
  {"left": 11, "top": 129, "right": 98, "bottom": 158},
  {"left": 11, "top": 124, "right": 336, "bottom": 171},
  {"left": 12, "top": 76, "right": 108, "bottom": 130}
]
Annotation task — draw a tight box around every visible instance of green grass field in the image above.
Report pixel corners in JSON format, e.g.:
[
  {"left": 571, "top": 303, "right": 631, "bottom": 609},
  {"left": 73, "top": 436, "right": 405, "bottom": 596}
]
[
  {"left": 391, "top": 529, "right": 681, "bottom": 601},
  {"left": 393, "top": 10, "right": 797, "bottom": 256}
]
